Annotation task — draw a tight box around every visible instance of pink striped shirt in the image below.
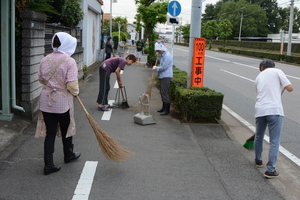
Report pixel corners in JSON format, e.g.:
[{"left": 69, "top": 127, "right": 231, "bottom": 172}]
[{"left": 38, "top": 52, "right": 78, "bottom": 113}]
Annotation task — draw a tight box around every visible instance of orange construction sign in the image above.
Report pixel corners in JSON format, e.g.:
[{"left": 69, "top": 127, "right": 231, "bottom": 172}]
[{"left": 191, "top": 38, "right": 206, "bottom": 87}]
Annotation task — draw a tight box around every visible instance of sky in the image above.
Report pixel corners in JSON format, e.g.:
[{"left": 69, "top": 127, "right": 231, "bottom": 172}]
[{"left": 102, "top": 0, "right": 297, "bottom": 32}]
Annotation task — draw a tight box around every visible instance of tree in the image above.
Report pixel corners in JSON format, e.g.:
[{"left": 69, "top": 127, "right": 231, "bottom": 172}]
[
  {"left": 135, "top": 0, "right": 168, "bottom": 64},
  {"left": 46, "top": 0, "right": 84, "bottom": 27},
  {"left": 134, "top": 13, "right": 142, "bottom": 40},
  {"left": 218, "top": 20, "right": 233, "bottom": 46},
  {"left": 202, "top": 4, "right": 216, "bottom": 22},
  {"left": 102, "top": 16, "right": 128, "bottom": 42},
  {"left": 202, "top": 20, "right": 219, "bottom": 49},
  {"left": 16, "top": 0, "right": 55, "bottom": 15},
  {"left": 60, "top": 0, "right": 84, "bottom": 27},
  {"left": 245, "top": 0, "right": 280, "bottom": 34},
  {"left": 279, "top": 7, "right": 300, "bottom": 33},
  {"left": 217, "top": 0, "right": 268, "bottom": 37},
  {"left": 112, "top": 16, "right": 128, "bottom": 33},
  {"left": 181, "top": 24, "right": 190, "bottom": 43},
  {"left": 102, "top": 19, "right": 111, "bottom": 36},
  {"left": 175, "top": 26, "right": 183, "bottom": 43}
]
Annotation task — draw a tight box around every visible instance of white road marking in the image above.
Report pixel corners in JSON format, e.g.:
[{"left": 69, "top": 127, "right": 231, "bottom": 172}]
[
  {"left": 206, "top": 55, "right": 230, "bottom": 62},
  {"left": 173, "top": 47, "right": 188, "bottom": 52},
  {"left": 101, "top": 70, "right": 124, "bottom": 120},
  {"left": 223, "top": 104, "right": 300, "bottom": 167},
  {"left": 72, "top": 161, "right": 98, "bottom": 200},
  {"left": 220, "top": 69, "right": 255, "bottom": 82},
  {"left": 114, "top": 70, "right": 123, "bottom": 88},
  {"left": 101, "top": 100, "right": 114, "bottom": 121},
  {"left": 232, "top": 62, "right": 257, "bottom": 69},
  {"left": 175, "top": 46, "right": 300, "bottom": 81},
  {"left": 286, "top": 74, "right": 300, "bottom": 80},
  {"left": 114, "top": 81, "right": 118, "bottom": 88}
]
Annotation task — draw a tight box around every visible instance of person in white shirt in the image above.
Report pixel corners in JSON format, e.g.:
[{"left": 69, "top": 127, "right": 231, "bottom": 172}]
[{"left": 254, "top": 59, "right": 293, "bottom": 178}]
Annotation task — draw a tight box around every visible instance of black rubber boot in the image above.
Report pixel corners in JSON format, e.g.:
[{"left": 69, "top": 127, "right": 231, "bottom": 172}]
[
  {"left": 157, "top": 102, "right": 166, "bottom": 112},
  {"left": 64, "top": 144, "right": 81, "bottom": 163},
  {"left": 44, "top": 154, "right": 61, "bottom": 175},
  {"left": 160, "top": 103, "right": 170, "bottom": 115}
]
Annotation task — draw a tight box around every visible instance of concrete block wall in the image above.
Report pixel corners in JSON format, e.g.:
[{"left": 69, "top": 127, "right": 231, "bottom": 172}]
[
  {"left": 73, "top": 47, "right": 84, "bottom": 80},
  {"left": 20, "top": 11, "right": 47, "bottom": 121}
]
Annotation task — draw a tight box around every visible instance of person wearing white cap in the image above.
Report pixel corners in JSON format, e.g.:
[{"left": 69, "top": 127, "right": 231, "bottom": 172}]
[{"left": 152, "top": 41, "right": 173, "bottom": 115}]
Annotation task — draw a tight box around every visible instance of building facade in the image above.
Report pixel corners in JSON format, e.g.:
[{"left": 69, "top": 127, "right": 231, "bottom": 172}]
[{"left": 79, "top": 0, "right": 104, "bottom": 68}]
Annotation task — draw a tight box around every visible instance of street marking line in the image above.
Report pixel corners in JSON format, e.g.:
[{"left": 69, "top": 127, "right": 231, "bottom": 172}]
[
  {"left": 174, "top": 47, "right": 230, "bottom": 62},
  {"left": 206, "top": 55, "right": 230, "bottom": 62},
  {"left": 222, "top": 104, "right": 300, "bottom": 167},
  {"left": 286, "top": 74, "right": 300, "bottom": 80},
  {"left": 232, "top": 62, "right": 257, "bottom": 69},
  {"left": 173, "top": 47, "right": 188, "bottom": 52},
  {"left": 114, "top": 81, "right": 118, "bottom": 88},
  {"left": 222, "top": 68, "right": 300, "bottom": 83},
  {"left": 72, "top": 161, "right": 98, "bottom": 200},
  {"left": 114, "top": 70, "right": 123, "bottom": 88},
  {"left": 101, "top": 100, "right": 114, "bottom": 121},
  {"left": 220, "top": 69, "right": 255, "bottom": 83}
]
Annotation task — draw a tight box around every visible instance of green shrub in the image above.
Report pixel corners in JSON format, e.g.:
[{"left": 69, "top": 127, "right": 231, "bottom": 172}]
[
  {"left": 169, "top": 68, "right": 187, "bottom": 100},
  {"left": 170, "top": 67, "right": 224, "bottom": 123},
  {"left": 173, "top": 87, "right": 224, "bottom": 122}
]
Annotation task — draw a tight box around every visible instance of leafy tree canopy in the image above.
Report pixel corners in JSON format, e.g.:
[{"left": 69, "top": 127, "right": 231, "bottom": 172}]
[
  {"left": 217, "top": 0, "right": 268, "bottom": 37},
  {"left": 134, "top": 0, "right": 169, "bottom": 63}
]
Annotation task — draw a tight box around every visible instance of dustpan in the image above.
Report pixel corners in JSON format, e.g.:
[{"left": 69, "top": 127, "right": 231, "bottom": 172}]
[
  {"left": 114, "top": 86, "right": 130, "bottom": 109},
  {"left": 134, "top": 94, "right": 156, "bottom": 125}
]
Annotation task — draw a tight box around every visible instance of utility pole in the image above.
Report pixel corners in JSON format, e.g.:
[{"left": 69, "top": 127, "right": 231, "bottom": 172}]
[
  {"left": 238, "top": 13, "right": 243, "bottom": 41},
  {"left": 187, "top": 0, "right": 202, "bottom": 88},
  {"left": 110, "top": 0, "right": 112, "bottom": 38},
  {"left": 287, "top": 0, "right": 294, "bottom": 55}
]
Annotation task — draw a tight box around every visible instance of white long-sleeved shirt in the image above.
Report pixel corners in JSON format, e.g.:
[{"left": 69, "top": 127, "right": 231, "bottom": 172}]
[{"left": 156, "top": 50, "right": 173, "bottom": 79}]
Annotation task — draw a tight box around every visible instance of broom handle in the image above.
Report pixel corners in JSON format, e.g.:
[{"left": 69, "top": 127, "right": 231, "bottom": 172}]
[
  {"left": 76, "top": 96, "right": 89, "bottom": 115},
  {"left": 151, "top": 53, "right": 159, "bottom": 79}
]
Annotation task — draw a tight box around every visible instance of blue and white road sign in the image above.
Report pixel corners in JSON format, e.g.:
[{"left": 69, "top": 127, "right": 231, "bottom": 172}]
[{"left": 168, "top": 1, "right": 181, "bottom": 17}]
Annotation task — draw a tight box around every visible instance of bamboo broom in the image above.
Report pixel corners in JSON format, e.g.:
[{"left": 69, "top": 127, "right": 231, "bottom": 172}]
[
  {"left": 145, "top": 53, "right": 158, "bottom": 99},
  {"left": 76, "top": 96, "right": 133, "bottom": 161},
  {"left": 140, "top": 54, "right": 159, "bottom": 113}
]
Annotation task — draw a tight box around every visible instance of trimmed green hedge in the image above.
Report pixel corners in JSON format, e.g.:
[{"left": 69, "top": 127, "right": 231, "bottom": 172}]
[
  {"left": 169, "top": 68, "right": 188, "bottom": 100},
  {"left": 169, "top": 67, "right": 224, "bottom": 123},
  {"left": 218, "top": 48, "right": 300, "bottom": 64},
  {"left": 214, "top": 40, "right": 300, "bottom": 53}
]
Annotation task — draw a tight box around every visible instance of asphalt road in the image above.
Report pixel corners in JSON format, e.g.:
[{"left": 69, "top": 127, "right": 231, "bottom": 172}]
[{"left": 172, "top": 44, "right": 300, "bottom": 165}]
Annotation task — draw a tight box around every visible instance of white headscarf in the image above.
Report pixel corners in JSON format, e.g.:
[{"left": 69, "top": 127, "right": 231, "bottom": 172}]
[
  {"left": 155, "top": 41, "right": 167, "bottom": 51},
  {"left": 52, "top": 32, "right": 77, "bottom": 56}
]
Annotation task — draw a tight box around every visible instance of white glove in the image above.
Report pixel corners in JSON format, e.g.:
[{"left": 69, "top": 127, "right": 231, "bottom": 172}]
[{"left": 152, "top": 66, "right": 157, "bottom": 70}]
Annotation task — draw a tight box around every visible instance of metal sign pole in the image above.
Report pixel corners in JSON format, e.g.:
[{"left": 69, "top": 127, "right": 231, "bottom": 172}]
[
  {"left": 171, "top": 25, "right": 175, "bottom": 56},
  {"left": 187, "top": 0, "right": 202, "bottom": 88}
]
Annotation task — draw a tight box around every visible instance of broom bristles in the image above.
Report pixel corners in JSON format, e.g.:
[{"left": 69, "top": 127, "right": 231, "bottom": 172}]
[
  {"left": 86, "top": 114, "right": 134, "bottom": 161},
  {"left": 243, "top": 134, "right": 255, "bottom": 149},
  {"left": 243, "top": 141, "right": 254, "bottom": 148}
]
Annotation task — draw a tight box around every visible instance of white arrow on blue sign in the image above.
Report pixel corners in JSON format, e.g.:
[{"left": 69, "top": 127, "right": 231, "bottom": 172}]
[{"left": 168, "top": 1, "right": 181, "bottom": 17}]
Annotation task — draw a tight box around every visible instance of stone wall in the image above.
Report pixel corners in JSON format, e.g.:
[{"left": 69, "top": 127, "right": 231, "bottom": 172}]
[{"left": 20, "top": 11, "right": 47, "bottom": 121}]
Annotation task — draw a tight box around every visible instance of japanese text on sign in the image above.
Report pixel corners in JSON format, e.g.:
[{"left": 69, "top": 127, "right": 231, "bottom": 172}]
[{"left": 191, "top": 38, "right": 206, "bottom": 87}]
